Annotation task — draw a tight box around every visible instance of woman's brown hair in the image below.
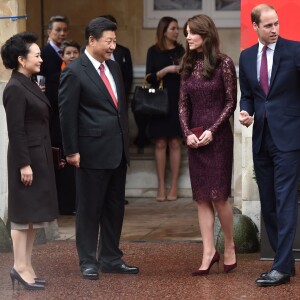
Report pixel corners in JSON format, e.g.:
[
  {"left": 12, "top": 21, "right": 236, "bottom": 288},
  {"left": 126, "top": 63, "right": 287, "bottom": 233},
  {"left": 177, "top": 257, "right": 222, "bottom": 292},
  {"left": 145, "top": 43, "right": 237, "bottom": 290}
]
[
  {"left": 181, "top": 14, "right": 221, "bottom": 79},
  {"left": 156, "top": 16, "right": 179, "bottom": 51}
]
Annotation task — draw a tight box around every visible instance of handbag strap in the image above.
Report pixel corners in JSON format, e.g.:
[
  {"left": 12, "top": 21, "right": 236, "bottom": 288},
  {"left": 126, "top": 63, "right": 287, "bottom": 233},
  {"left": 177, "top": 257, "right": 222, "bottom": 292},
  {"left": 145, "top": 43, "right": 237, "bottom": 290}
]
[{"left": 143, "top": 73, "right": 164, "bottom": 90}]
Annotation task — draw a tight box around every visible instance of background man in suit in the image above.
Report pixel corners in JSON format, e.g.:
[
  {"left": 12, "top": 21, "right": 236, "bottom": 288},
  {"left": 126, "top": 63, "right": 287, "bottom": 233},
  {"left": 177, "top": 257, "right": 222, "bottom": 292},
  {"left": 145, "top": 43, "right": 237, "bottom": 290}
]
[
  {"left": 58, "top": 17, "right": 139, "bottom": 280},
  {"left": 239, "top": 4, "right": 300, "bottom": 287},
  {"left": 40, "top": 16, "right": 76, "bottom": 215}
]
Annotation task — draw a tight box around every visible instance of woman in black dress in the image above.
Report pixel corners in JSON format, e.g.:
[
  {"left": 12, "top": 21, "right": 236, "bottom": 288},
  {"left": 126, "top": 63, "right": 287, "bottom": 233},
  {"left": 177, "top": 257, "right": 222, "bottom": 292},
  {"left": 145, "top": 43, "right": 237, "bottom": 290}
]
[
  {"left": 146, "top": 16, "right": 185, "bottom": 201},
  {"left": 179, "top": 15, "right": 237, "bottom": 275},
  {"left": 2, "top": 32, "right": 58, "bottom": 290}
]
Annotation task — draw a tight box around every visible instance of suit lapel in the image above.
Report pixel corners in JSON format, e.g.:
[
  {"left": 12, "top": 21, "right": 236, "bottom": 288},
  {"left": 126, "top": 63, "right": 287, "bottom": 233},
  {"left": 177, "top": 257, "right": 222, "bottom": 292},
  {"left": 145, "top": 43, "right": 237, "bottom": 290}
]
[
  {"left": 106, "top": 60, "right": 121, "bottom": 109},
  {"left": 269, "top": 38, "right": 282, "bottom": 92},
  {"left": 247, "top": 44, "right": 262, "bottom": 93},
  {"left": 81, "top": 54, "right": 118, "bottom": 110},
  {"left": 12, "top": 71, "right": 51, "bottom": 108}
]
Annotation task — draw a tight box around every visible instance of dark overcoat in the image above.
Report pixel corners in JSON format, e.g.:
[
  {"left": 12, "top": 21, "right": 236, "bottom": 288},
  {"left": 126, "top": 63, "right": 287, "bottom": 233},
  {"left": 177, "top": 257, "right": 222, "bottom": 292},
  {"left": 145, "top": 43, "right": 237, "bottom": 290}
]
[{"left": 3, "top": 71, "right": 58, "bottom": 223}]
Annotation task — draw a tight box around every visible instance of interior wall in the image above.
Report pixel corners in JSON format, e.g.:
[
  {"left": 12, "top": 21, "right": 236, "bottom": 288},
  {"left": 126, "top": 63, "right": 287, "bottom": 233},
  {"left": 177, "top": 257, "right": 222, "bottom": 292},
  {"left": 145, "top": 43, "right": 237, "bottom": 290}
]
[{"left": 26, "top": 0, "right": 240, "bottom": 66}]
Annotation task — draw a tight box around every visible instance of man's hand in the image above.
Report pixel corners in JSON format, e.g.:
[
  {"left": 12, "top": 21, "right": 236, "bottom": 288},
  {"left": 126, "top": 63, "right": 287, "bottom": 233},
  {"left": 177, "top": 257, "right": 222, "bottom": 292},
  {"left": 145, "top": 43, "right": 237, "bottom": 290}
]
[
  {"left": 66, "top": 153, "right": 80, "bottom": 168},
  {"left": 239, "top": 110, "right": 254, "bottom": 127}
]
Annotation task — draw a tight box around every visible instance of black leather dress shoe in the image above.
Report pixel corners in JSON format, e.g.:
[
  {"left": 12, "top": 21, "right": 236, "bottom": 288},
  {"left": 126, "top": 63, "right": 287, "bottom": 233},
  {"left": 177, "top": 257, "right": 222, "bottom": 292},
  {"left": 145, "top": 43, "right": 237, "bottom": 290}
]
[
  {"left": 101, "top": 263, "right": 139, "bottom": 274},
  {"left": 256, "top": 270, "right": 290, "bottom": 287},
  {"left": 260, "top": 267, "right": 296, "bottom": 278},
  {"left": 82, "top": 268, "right": 99, "bottom": 280}
]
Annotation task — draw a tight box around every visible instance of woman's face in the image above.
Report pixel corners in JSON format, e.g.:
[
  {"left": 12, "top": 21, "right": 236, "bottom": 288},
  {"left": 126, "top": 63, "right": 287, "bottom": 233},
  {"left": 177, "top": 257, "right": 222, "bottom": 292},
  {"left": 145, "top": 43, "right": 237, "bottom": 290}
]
[
  {"left": 18, "top": 43, "right": 43, "bottom": 76},
  {"left": 185, "top": 24, "right": 204, "bottom": 52},
  {"left": 164, "top": 21, "right": 179, "bottom": 43},
  {"left": 62, "top": 46, "right": 80, "bottom": 65}
]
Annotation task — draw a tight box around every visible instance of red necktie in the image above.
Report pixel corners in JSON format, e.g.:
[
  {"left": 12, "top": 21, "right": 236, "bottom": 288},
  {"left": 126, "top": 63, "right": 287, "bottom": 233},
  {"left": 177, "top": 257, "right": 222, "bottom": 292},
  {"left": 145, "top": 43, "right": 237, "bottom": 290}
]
[
  {"left": 99, "top": 64, "right": 118, "bottom": 108},
  {"left": 260, "top": 45, "right": 269, "bottom": 95}
]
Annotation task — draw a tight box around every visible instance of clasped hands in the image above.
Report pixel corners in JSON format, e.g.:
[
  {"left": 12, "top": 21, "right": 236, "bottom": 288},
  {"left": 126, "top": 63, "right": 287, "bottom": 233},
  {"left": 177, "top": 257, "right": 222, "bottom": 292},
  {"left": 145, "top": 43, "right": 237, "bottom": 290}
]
[{"left": 187, "top": 130, "right": 213, "bottom": 149}]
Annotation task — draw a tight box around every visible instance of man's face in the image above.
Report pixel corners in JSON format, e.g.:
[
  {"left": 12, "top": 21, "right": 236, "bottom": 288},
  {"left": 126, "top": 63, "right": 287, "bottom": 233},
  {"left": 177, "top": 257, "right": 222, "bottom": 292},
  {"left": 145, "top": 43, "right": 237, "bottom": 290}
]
[
  {"left": 253, "top": 9, "right": 279, "bottom": 45},
  {"left": 48, "top": 21, "right": 68, "bottom": 46},
  {"left": 89, "top": 30, "right": 116, "bottom": 62}
]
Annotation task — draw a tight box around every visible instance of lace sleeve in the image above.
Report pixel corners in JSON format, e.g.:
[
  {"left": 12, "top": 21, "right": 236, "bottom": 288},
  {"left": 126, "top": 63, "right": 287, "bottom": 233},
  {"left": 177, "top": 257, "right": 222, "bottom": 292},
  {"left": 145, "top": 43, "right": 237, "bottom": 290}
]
[
  {"left": 178, "top": 78, "right": 192, "bottom": 138},
  {"left": 208, "top": 56, "right": 237, "bottom": 135}
]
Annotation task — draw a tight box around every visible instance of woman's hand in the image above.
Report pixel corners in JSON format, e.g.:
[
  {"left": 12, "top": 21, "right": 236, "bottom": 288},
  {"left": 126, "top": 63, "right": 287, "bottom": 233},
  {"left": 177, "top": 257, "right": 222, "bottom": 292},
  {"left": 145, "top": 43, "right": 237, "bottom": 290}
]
[
  {"left": 186, "top": 130, "right": 213, "bottom": 148},
  {"left": 197, "top": 130, "right": 213, "bottom": 147},
  {"left": 20, "top": 165, "right": 33, "bottom": 186},
  {"left": 157, "top": 65, "right": 180, "bottom": 79}
]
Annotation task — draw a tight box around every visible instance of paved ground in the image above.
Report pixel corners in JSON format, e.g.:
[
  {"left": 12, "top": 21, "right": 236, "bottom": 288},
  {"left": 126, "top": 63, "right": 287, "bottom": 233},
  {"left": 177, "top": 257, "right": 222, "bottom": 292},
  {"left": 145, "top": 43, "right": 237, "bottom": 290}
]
[
  {"left": 1, "top": 241, "right": 300, "bottom": 299},
  {"left": 1, "top": 198, "right": 300, "bottom": 299}
]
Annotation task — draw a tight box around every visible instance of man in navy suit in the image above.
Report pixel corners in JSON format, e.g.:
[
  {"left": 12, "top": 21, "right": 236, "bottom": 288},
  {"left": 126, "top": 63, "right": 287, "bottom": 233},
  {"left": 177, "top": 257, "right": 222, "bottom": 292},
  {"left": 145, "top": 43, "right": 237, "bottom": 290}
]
[
  {"left": 59, "top": 17, "right": 139, "bottom": 280},
  {"left": 239, "top": 4, "right": 300, "bottom": 287}
]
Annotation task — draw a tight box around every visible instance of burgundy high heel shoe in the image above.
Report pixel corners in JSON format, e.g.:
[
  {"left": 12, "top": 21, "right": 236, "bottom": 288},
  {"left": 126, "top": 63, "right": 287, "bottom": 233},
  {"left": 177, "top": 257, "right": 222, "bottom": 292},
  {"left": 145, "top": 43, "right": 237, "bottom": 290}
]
[
  {"left": 192, "top": 251, "right": 220, "bottom": 276},
  {"left": 223, "top": 246, "right": 237, "bottom": 273}
]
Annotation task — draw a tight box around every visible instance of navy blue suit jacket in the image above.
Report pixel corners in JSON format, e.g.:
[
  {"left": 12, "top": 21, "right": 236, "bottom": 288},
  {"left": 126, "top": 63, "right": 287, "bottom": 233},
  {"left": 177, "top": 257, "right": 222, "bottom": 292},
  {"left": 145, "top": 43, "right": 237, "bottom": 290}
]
[{"left": 239, "top": 37, "right": 300, "bottom": 153}]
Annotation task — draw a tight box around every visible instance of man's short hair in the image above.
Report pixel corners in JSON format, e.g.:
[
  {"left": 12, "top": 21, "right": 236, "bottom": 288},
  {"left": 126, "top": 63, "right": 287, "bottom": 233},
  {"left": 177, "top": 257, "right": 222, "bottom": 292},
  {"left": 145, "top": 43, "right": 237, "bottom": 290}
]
[
  {"left": 84, "top": 17, "right": 117, "bottom": 44},
  {"left": 48, "top": 15, "right": 69, "bottom": 30}
]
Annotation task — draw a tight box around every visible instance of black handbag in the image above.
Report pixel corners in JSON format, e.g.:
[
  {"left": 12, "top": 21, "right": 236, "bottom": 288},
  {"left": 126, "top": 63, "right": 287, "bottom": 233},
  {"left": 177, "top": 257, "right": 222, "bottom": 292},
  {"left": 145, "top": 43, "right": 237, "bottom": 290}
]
[{"left": 132, "top": 74, "right": 169, "bottom": 116}]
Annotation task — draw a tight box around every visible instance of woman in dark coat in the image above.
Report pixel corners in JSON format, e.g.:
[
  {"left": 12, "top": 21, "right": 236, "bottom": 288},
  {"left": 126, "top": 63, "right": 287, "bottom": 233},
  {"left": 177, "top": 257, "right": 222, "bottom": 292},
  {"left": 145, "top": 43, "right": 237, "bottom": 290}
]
[{"left": 1, "top": 32, "right": 58, "bottom": 290}]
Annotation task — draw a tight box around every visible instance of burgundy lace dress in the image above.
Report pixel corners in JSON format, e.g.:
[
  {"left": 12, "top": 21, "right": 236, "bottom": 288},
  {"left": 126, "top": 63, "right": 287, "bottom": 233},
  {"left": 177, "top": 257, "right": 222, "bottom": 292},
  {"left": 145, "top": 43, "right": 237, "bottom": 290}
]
[{"left": 179, "top": 53, "right": 237, "bottom": 202}]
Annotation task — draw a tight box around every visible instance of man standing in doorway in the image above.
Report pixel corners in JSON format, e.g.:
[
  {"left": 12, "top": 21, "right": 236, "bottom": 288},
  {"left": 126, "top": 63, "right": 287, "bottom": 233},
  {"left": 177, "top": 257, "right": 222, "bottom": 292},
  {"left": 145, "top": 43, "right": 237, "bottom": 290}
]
[
  {"left": 58, "top": 17, "right": 139, "bottom": 280},
  {"left": 239, "top": 4, "right": 300, "bottom": 287}
]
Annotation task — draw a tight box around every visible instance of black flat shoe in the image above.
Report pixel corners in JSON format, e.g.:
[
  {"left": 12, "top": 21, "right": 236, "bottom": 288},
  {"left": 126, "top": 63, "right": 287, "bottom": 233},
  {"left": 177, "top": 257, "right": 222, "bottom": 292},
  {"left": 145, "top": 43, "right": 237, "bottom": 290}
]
[
  {"left": 10, "top": 268, "right": 45, "bottom": 290},
  {"left": 260, "top": 267, "right": 295, "bottom": 278},
  {"left": 256, "top": 270, "right": 290, "bottom": 287},
  {"left": 81, "top": 268, "right": 99, "bottom": 280},
  {"left": 101, "top": 263, "right": 139, "bottom": 274}
]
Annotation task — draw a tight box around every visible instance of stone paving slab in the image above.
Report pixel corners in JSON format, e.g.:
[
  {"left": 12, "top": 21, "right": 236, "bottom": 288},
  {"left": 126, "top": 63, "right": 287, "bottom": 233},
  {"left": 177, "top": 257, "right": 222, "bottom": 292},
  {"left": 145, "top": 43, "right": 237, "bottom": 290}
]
[{"left": 1, "top": 241, "right": 300, "bottom": 299}]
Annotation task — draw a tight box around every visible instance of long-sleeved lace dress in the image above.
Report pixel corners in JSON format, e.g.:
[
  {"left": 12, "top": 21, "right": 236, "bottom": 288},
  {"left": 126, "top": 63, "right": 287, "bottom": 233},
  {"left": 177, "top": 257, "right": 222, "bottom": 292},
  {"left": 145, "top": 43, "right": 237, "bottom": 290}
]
[{"left": 179, "top": 53, "right": 237, "bottom": 202}]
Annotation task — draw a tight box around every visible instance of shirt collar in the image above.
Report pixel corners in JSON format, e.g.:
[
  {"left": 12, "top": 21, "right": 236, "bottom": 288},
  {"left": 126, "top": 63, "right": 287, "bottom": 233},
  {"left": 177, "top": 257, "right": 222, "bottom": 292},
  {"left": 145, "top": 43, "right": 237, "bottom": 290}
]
[
  {"left": 258, "top": 41, "right": 276, "bottom": 52},
  {"left": 49, "top": 40, "right": 61, "bottom": 55},
  {"left": 84, "top": 49, "right": 108, "bottom": 71}
]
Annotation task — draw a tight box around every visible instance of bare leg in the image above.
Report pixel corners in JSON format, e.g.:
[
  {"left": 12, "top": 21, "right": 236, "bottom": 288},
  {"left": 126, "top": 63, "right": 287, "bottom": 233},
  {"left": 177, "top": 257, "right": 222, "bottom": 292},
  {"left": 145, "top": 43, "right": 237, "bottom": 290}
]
[
  {"left": 197, "top": 201, "right": 217, "bottom": 270},
  {"left": 26, "top": 224, "right": 37, "bottom": 278},
  {"left": 167, "top": 137, "right": 181, "bottom": 200},
  {"left": 11, "top": 228, "right": 35, "bottom": 283},
  {"left": 154, "top": 138, "right": 167, "bottom": 200},
  {"left": 214, "top": 200, "right": 235, "bottom": 265}
]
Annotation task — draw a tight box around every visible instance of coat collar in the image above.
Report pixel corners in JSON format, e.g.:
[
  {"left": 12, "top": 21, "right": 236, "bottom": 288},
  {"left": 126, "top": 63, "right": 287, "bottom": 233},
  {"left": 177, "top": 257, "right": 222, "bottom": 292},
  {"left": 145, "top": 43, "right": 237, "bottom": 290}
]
[{"left": 11, "top": 70, "right": 51, "bottom": 108}]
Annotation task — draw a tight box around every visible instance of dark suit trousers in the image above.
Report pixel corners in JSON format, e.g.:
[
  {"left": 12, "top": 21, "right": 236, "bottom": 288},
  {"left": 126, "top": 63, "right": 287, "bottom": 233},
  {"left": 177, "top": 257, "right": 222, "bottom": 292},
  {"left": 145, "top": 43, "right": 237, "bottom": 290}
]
[
  {"left": 253, "top": 121, "right": 300, "bottom": 274},
  {"left": 75, "top": 157, "right": 127, "bottom": 270}
]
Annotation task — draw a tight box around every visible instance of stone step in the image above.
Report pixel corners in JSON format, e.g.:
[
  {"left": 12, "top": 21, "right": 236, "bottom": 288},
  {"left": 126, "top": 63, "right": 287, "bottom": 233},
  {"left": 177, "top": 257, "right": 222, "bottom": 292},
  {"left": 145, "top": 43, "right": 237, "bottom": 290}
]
[{"left": 125, "top": 145, "right": 192, "bottom": 198}]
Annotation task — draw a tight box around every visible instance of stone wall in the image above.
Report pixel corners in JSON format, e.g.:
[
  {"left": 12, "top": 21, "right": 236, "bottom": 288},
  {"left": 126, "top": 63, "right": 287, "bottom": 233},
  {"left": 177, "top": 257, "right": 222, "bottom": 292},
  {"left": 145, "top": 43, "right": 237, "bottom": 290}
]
[{"left": 26, "top": 0, "right": 241, "bottom": 65}]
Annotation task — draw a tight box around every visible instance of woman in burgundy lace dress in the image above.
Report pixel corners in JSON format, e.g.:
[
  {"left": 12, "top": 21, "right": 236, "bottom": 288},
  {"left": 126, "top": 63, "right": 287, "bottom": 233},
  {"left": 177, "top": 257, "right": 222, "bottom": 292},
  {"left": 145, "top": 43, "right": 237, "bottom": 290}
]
[{"left": 179, "top": 15, "right": 237, "bottom": 275}]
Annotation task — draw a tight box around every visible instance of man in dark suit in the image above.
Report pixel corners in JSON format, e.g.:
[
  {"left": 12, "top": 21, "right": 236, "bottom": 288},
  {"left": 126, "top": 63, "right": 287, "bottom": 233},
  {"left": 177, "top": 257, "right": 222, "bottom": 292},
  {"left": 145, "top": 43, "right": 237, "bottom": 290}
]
[
  {"left": 58, "top": 17, "right": 139, "bottom": 280},
  {"left": 239, "top": 4, "right": 300, "bottom": 287},
  {"left": 40, "top": 15, "right": 69, "bottom": 147},
  {"left": 40, "top": 16, "right": 76, "bottom": 215}
]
